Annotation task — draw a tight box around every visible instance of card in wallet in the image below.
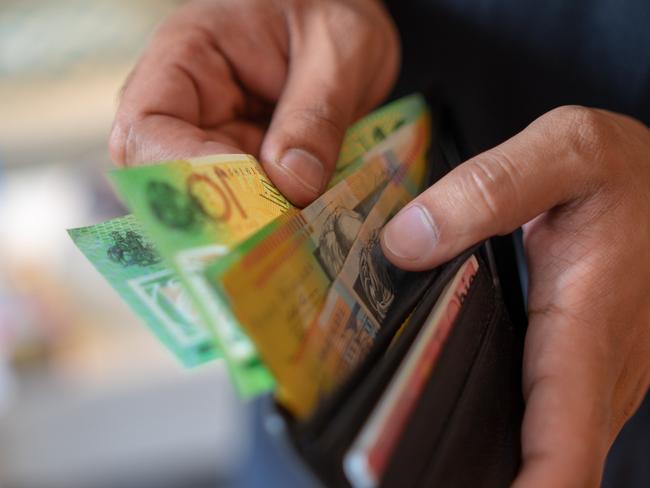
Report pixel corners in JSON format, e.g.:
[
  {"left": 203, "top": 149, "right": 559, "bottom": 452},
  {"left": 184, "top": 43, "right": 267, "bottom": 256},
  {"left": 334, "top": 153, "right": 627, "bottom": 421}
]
[
  {"left": 345, "top": 255, "right": 481, "bottom": 486},
  {"left": 247, "top": 103, "right": 527, "bottom": 488}
]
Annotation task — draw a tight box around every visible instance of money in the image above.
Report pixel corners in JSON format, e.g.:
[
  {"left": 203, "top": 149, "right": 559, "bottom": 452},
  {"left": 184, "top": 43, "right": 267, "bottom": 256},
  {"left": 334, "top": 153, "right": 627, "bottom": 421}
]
[
  {"left": 69, "top": 94, "right": 431, "bottom": 398},
  {"left": 332, "top": 94, "right": 428, "bottom": 186},
  {"left": 109, "top": 154, "right": 287, "bottom": 395},
  {"left": 68, "top": 215, "right": 218, "bottom": 366},
  {"left": 301, "top": 154, "right": 428, "bottom": 402},
  {"left": 207, "top": 112, "right": 431, "bottom": 417}
]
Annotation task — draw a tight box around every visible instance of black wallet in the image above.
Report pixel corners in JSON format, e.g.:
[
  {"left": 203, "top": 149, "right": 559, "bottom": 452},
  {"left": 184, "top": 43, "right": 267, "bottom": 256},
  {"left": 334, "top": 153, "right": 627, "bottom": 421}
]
[{"left": 236, "top": 104, "right": 527, "bottom": 488}]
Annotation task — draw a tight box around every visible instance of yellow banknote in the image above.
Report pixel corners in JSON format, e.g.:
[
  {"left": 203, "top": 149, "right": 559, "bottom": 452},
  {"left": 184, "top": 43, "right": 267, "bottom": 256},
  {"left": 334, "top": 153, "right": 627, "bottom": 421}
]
[{"left": 209, "top": 112, "right": 431, "bottom": 416}]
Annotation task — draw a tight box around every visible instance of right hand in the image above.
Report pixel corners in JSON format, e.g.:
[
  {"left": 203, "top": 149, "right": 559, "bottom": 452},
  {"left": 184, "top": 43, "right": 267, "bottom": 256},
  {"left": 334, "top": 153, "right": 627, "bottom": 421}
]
[{"left": 110, "top": 0, "right": 400, "bottom": 207}]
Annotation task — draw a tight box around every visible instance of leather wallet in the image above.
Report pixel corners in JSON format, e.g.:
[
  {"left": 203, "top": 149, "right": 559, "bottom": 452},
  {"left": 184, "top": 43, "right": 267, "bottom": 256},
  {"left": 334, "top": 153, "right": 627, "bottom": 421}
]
[{"left": 238, "top": 102, "right": 527, "bottom": 488}]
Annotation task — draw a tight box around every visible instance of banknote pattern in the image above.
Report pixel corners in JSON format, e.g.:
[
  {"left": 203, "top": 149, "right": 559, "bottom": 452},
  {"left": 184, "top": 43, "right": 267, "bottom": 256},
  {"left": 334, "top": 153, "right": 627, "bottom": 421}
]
[
  {"left": 109, "top": 154, "right": 288, "bottom": 395},
  {"left": 208, "top": 153, "right": 397, "bottom": 404},
  {"left": 68, "top": 215, "right": 218, "bottom": 366},
  {"left": 331, "top": 94, "right": 427, "bottom": 186},
  {"left": 305, "top": 159, "right": 425, "bottom": 403}
]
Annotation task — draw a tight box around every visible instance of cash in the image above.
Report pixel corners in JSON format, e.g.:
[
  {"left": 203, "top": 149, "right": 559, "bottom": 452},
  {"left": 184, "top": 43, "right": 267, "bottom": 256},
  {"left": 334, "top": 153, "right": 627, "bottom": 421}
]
[
  {"left": 70, "top": 94, "right": 431, "bottom": 406},
  {"left": 306, "top": 151, "right": 428, "bottom": 404},
  {"left": 68, "top": 214, "right": 218, "bottom": 367},
  {"left": 206, "top": 112, "right": 431, "bottom": 417},
  {"left": 108, "top": 153, "right": 287, "bottom": 395}
]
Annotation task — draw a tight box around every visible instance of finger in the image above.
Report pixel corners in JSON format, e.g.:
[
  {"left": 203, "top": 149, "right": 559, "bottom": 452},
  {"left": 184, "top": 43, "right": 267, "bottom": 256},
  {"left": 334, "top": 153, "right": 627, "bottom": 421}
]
[
  {"left": 381, "top": 106, "right": 607, "bottom": 270},
  {"left": 109, "top": 0, "right": 289, "bottom": 166},
  {"left": 110, "top": 114, "right": 265, "bottom": 166},
  {"left": 110, "top": 20, "right": 247, "bottom": 165},
  {"left": 514, "top": 372, "right": 609, "bottom": 487},
  {"left": 513, "top": 310, "right": 612, "bottom": 488},
  {"left": 260, "top": 8, "right": 398, "bottom": 207}
]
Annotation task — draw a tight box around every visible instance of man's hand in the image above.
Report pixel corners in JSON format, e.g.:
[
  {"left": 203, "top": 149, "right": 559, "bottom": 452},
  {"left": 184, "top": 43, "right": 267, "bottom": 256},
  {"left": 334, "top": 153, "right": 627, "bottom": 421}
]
[
  {"left": 109, "top": 0, "right": 398, "bottom": 207},
  {"left": 382, "top": 106, "right": 650, "bottom": 487}
]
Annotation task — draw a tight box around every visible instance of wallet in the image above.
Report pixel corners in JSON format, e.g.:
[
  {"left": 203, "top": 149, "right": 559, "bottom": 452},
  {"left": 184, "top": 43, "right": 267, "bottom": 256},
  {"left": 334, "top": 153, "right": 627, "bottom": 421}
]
[{"left": 235, "top": 102, "right": 527, "bottom": 488}]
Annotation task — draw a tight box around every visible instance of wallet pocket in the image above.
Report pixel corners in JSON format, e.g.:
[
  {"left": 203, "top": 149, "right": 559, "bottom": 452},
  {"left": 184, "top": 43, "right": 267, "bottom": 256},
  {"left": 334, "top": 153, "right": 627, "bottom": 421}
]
[
  {"left": 288, "top": 247, "right": 524, "bottom": 488},
  {"left": 280, "top": 107, "right": 525, "bottom": 487},
  {"left": 379, "top": 256, "right": 523, "bottom": 487}
]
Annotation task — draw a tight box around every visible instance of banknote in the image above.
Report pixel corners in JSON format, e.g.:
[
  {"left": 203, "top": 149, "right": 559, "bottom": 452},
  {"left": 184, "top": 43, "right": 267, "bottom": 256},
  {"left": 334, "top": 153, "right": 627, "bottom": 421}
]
[
  {"left": 344, "top": 256, "right": 479, "bottom": 488},
  {"left": 332, "top": 94, "right": 428, "bottom": 186},
  {"left": 108, "top": 96, "right": 426, "bottom": 341},
  {"left": 109, "top": 154, "right": 288, "bottom": 395},
  {"left": 207, "top": 112, "right": 431, "bottom": 417},
  {"left": 70, "top": 94, "right": 430, "bottom": 397},
  {"left": 68, "top": 215, "right": 218, "bottom": 366},
  {"left": 299, "top": 153, "right": 429, "bottom": 403}
]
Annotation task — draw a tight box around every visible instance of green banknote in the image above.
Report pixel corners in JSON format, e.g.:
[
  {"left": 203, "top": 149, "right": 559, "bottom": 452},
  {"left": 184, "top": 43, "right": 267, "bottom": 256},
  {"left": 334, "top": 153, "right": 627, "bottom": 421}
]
[
  {"left": 109, "top": 154, "right": 286, "bottom": 396},
  {"left": 68, "top": 215, "right": 218, "bottom": 366},
  {"left": 332, "top": 94, "right": 427, "bottom": 186}
]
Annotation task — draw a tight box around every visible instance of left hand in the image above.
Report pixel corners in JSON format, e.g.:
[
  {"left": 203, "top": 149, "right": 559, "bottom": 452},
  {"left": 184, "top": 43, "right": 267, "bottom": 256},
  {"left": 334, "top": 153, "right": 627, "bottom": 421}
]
[
  {"left": 109, "top": 0, "right": 398, "bottom": 207},
  {"left": 381, "top": 106, "right": 650, "bottom": 487}
]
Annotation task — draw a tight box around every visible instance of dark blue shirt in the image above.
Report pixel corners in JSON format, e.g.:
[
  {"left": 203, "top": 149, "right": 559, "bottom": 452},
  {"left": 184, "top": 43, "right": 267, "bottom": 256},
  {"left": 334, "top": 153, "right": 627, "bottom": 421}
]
[
  {"left": 388, "top": 0, "right": 650, "bottom": 152},
  {"left": 387, "top": 2, "right": 650, "bottom": 486}
]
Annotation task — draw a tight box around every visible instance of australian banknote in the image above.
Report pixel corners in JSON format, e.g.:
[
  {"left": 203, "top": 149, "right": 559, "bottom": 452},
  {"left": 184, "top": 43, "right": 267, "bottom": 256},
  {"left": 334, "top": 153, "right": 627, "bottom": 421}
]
[
  {"left": 109, "top": 154, "right": 287, "bottom": 395},
  {"left": 71, "top": 94, "right": 430, "bottom": 397},
  {"left": 300, "top": 152, "right": 430, "bottom": 407},
  {"left": 331, "top": 93, "right": 427, "bottom": 186},
  {"left": 68, "top": 215, "right": 218, "bottom": 366},
  {"left": 207, "top": 111, "right": 431, "bottom": 416}
]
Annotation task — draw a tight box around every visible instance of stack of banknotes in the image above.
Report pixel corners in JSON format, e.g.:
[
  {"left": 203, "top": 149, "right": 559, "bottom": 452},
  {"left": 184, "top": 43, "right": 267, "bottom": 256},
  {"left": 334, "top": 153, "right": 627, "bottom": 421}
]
[{"left": 69, "top": 95, "right": 431, "bottom": 418}]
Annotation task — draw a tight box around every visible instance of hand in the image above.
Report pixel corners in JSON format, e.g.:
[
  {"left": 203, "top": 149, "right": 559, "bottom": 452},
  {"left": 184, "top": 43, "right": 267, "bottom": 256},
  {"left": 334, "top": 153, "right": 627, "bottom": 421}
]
[
  {"left": 381, "top": 106, "right": 650, "bottom": 486},
  {"left": 109, "top": 0, "right": 399, "bottom": 207}
]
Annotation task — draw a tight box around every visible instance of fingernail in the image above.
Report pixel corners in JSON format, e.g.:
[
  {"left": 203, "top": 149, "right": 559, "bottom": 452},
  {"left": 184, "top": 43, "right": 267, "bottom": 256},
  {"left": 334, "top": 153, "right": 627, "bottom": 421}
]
[
  {"left": 278, "top": 148, "right": 325, "bottom": 195},
  {"left": 382, "top": 204, "right": 439, "bottom": 260}
]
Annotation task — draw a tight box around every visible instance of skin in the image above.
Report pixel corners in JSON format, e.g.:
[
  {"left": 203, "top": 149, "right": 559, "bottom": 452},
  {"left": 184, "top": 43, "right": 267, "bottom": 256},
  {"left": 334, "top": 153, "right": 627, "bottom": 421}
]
[
  {"left": 111, "top": 1, "right": 650, "bottom": 485},
  {"left": 382, "top": 106, "right": 650, "bottom": 487},
  {"left": 110, "top": 0, "right": 399, "bottom": 207}
]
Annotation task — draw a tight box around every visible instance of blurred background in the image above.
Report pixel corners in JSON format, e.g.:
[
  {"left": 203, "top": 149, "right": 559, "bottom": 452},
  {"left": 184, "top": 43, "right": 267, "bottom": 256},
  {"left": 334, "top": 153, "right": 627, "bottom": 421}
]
[{"left": 0, "top": 1, "right": 247, "bottom": 487}]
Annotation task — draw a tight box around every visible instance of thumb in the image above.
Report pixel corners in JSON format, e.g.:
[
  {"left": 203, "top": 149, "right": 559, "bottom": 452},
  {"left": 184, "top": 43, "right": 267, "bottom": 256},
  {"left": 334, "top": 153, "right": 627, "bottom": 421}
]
[
  {"left": 260, "top": 9, "right": 398, "bottom": 207},
  {"left": 381, "top": 106, "right": 606, "bottom": 270}
]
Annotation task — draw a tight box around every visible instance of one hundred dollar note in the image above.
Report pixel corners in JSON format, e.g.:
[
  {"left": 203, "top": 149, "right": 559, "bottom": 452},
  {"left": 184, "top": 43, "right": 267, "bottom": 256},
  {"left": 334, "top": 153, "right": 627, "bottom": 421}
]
[
  {"left": 68, "top": 215, "right": 218, "bottom": 366},
  {"left": 206, "top": 111, "right": 431, "bottom": 417}
]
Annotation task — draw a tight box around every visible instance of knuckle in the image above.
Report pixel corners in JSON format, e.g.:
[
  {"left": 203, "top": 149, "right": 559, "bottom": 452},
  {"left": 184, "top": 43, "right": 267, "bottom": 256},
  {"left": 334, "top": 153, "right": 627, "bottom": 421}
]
[
  {"left": 336, "top": 5, "right": 387, "bottom": 54},
  {"left": 108, "top": 122, "right": 128, "bottom": 165},
  {"left": 460, "top": 150, "right": 521, "bottom": 233},
  {"left": 297, "top": 0, "right": 380, "bottom": 50},
  {"left": 341, "top": 8, "right": 375, "bottom": 41},
  {"left": 309, "top": 0, "right": 372, "bottom": 29},
  {"left": 171, "top": 31, "right": 212, "bottom": 63},
  {"left": 109, "top": 118, "right": 140, "bottom": 166},
  {"left": 548, "top": 105, "right": 610, "bottom": 162},
  {"left": 285, "top": 103, "right": 346, "bottom": 143}
]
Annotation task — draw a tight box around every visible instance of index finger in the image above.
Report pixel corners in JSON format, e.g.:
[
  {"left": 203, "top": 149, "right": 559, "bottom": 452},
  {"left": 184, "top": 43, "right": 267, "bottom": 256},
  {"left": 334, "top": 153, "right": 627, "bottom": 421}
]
[{"left": 109, "top": 13, "right": 248, "bottom": 165}]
